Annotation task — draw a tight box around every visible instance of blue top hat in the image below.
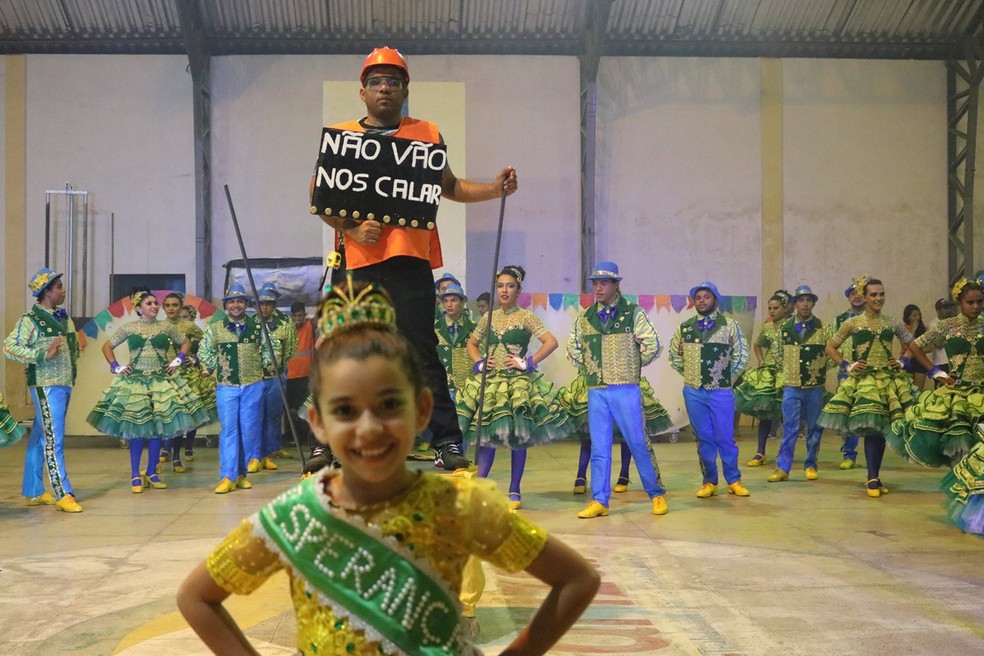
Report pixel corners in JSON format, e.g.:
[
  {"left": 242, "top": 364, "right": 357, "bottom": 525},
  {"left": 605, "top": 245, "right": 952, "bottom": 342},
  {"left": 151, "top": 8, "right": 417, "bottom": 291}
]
[
  {"left": 844, "top": 283, "right": 856, "bottom": 298},
  {"left": 587, "top": 261, "right": 622, "bottom": 282},
  {"left": 222, "top": 283, "right": 252, "bottom": 303},
  {"left": 257, "top": 282, "right": 281, "bottom": 302},
  {"left": 28, "top": 267, "right": 64, "bottom": 298},
  {"left": 434, "top": 272, "right": 461, "bottom": 291},
  {"left": 439, "top": 282, "right": 467, "bottom": 301},
  {"left": 793, "top": 285, "right": 818, "bottom": 302},
  {"left": 689, "top": 281, "right": 721, "bottom": 300}
]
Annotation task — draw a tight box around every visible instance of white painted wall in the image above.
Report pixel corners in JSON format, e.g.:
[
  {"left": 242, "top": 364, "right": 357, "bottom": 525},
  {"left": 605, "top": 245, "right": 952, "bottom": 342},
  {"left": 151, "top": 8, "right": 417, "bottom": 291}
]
[
  {"left": 23, "top": 55, "right": 195, "bottom": 315},
  {"left": 596, "top": 57, "right": 763, "bottom": 298},
  {"left": 782, "top": 59, "right": 947, "bottom": 320}
]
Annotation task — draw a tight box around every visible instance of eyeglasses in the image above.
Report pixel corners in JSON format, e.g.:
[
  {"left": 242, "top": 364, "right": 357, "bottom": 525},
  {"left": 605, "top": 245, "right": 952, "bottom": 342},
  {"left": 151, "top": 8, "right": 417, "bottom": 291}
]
[{"left": 364, "top": 75, "right": 405, "bottom": 90}]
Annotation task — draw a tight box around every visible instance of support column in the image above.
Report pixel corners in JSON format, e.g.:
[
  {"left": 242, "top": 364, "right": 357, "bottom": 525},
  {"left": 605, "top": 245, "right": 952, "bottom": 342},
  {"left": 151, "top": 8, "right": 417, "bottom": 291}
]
[
  {"left": 947, "top": 37, "right": 984, "bottom": 285},
  {"left": 4, "top": 55, "right": 28, "bottom": 418},
  {"left": 177, "top": 0, "right": 213, "bottom": 300},
  {"left": 579, "top": 0, "right": 611, "bottom": 290},
  {"left": 760, "top": 58, "right": 784, "bottom": 304}
]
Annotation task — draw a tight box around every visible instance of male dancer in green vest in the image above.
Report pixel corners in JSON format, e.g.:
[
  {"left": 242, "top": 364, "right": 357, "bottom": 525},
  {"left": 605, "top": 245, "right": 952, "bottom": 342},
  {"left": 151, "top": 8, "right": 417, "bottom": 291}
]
[
  {"left": 4, "top": 268, "right": 83, "bottom": 512},
  {"left": 669, "top": 281, "right": 751, "bottom": 498},
  {"left": 569, "top": 261, "right": 668, "bottom": 518},
  {"left": 199, "top": 284, "right": 268, "bottom": 494}
]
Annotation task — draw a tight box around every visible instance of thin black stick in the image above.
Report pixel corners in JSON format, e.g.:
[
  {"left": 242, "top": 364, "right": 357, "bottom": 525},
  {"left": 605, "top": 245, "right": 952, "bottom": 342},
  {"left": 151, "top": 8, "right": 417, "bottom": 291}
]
[
  {"left": 473, "top": 190, "right": 508, "bottom": 440},
  {"left": 223, "top": 185, "right": 306, "bottom": 467}
]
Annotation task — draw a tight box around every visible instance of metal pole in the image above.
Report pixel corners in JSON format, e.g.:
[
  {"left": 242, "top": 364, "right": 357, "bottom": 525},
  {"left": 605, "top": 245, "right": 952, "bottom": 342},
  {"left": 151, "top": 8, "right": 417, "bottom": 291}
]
[
  {"left": 82, "top": 191, "right": 89, "bottom": 316},
  {"left": 473, "top": 190, "right": 508, "bottom": 439},
  {"left": 223, "top": 185, "right": 306, "bottom": 466},
  {"left": 44, "top": 192, "right": 51, "bottom": 268},
  {"left": 110, "top": 212, "right": 115, "bottom": 285},
  {"left": 66, "top": 183, "right": 74, "bottom": 314}
]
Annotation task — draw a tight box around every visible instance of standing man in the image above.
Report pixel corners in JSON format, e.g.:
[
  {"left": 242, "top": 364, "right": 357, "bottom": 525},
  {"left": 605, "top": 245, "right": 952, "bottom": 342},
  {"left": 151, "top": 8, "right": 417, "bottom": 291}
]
[
  {"left": 199, "top": 284, "right": 267, "bottom": 494},
  {"left": 767, "top": 285, "right": 835, "bottom": 483},
  {"left": 312, "top": 46, "right": 518, "bottom": 471},
  {"left": 253, "top": 282, "right": 297, "bottom": 472},
  {"left": 569, "top": 262, "right": 668, "bottom": 518},
  {"left": 3, "top": 268, "right": 83, "bottom": 512},
  {"left": 435, "top": 282, "right": 476, "bottom": 396},
  {"left": 285, "top": 301, "right": 315, "bottom": 447},
  {"left": 834, "top": 280, "right": 866, "bottom": 469},
  {"left": 669, "top": 281, "right": 751, "bottom": 498}
]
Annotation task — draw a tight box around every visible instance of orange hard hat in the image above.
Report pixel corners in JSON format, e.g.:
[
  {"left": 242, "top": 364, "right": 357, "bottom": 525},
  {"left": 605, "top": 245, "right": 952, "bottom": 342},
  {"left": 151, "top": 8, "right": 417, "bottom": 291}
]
[{"left": 361, "top": 46, "right": 409, "bottom": 83}]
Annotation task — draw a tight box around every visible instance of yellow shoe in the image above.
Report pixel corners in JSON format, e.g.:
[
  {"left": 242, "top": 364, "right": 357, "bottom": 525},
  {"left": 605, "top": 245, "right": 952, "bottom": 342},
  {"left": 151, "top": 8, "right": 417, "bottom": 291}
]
[
  {"left": 271, "top": 449, "right": 294, "bottom": 459},
  {"left": 214, "top": 478, "right": 236, "bottom": 494},
  {"left": 572, "top": 477, "right": 587, "bottom": 495},
  {"left": 577, "top": 500, "right": 609, "bottom": 519},
  {"left": 651, "top": 495, "right": 668, "bottom": 515},
  {"left": 261, "top": 457, "right": 279, "bottom": 471},
  {"left": 839, "top": 459, "right": 856, "bottom": 470},
  {"left": 142, "top": 473, "right": 167, "bottom": 489},
  {"left": 26, "top": 492, "right": 56, "bottom": 506},
  {"left": 507, "top": 492, "right": 521, "bottom": 510},
  {"left": 805, "top": 467, "right": 819, "bottom": 480},
  {"left": 696, "top": 483, "right": 717, "bottom": 498},
  {"left": 746, "top": 454, "right": 766, "bottom": 467},
  {"left": 236, "top": 475, "right": 253, "bottom": 489},
  {"left": 613, "top": 477, "right": 630, "bottom": 493},
  {"left": 246, "top": 458, "right": 261, "bottom": 474},
  {"left": 55, "top": 494, "right": 83, "bottom": 513},
  {"left": 173, "top": 463, "right": 187, "bottom": 474},
  {"left": 767, "top": 469, "right": 789, "bottom": 483},
  {"left": 727, "top": 481, "right": 751, "bottom": 497},
  {"left": 130, "top": 477, "right": 144, "bottom": 494},
  {"left": 866, "top": 478, "right": 889, "bottom": 495}
]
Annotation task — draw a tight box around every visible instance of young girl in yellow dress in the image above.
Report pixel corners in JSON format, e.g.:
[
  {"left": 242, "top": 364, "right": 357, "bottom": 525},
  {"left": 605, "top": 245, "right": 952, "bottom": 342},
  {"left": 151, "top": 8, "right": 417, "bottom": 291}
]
[{"left": 177, "top": 279, "right": 599, "bottom": 655}]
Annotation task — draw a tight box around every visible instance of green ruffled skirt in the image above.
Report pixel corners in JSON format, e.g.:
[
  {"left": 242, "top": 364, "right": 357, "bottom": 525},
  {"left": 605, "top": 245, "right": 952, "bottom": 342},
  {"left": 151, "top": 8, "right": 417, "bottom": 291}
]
[
  {"left": 887, "top": 384, "right": 984, "bottom": 467},
  {"left": 818, "top": 367, "right": 915, "bottom": 436},
  {"left": 557, "top": 375, "right": 672, "bottom": 439},
  {"left": 456, "top": 369, "right": 574, "bottom": 448},
  {"left": 177, "top": 361, "right": 218, "bottom": 422},
  {"left": 734, "top": 365, "right": 782, "bottom": 421},
  {"left": 940, "top": 439, "right": 984, "bottom": 536},
  {"left": 87, "top": 372, "right": 212, "bottom": 440},
  {"left": 0, "top": 394, "right": 25, "bottom": 448}
]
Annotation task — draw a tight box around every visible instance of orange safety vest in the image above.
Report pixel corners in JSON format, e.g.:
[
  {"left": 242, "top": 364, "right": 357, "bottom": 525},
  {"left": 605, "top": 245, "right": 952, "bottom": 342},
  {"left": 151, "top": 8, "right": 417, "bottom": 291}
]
[
  {"left": 286, "top": 319, "right": 315, "bottom": 379},
  {"left": 329, "top": 118, "right": 444, "bottom": 270}
]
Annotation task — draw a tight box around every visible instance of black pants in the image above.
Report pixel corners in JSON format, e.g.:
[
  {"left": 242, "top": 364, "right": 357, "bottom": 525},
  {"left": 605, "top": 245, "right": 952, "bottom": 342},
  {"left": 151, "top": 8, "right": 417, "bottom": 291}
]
[
  {"left": 332, "top": 255, "right": 463, "bottom": 449},
  {"left": 285, "top": 376, "right": 314, "bottom": 447}
]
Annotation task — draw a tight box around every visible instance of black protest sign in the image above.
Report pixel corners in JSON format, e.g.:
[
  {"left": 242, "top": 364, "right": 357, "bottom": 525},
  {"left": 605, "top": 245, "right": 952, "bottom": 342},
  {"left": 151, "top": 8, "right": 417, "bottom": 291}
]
[{"left": 310, "top": 128, "right": 446, "bottom": 230}]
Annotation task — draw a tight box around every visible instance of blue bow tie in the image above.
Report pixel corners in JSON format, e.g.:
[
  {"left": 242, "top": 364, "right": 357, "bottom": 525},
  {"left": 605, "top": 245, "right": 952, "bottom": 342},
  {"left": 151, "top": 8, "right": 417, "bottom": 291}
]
[
  {"left": 696, "top": 317, "right": 715, "bottom": 331},
  {"left": 448, "top": 323, "right": 460, "bottom": 336},
  {"left": 795, "top": 321, "right": 810, "bottom": 333},
  {"left": 227, "top": 320, "right": 246, "bottom": 334},
  {"left": 53, "top": 308, "right": 68, "bottom": 320},
  {"left": 598, "top": 306, "right": 616, "bottom": 323}
]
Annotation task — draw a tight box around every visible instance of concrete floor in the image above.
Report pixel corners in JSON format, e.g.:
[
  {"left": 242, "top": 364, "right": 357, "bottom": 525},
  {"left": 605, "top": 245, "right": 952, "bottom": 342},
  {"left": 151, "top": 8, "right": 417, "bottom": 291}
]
[{"left": 1, "top": 432, "right": 982, "bottom": 655}]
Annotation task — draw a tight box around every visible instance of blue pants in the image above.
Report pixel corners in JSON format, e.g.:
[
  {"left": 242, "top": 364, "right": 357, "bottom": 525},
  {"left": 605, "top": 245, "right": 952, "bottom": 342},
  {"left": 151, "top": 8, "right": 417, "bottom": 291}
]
[
  {"left": 22, "top": 386, "right": 73, "bottom": 498},
  {"left": 259, "top": 375, "right": 286, "bottom": 459},
  {"left": 682, "top": 387, "right": 741, "bottom": 485},
  {"left": 587, "top": 385, "right": 665, "bottom": 506},
  {"left": 837, "top": 371, "right": 859, "bottom": 461},
  {"left": 216, "top": 382, "right": 263, "bottom": 481},
  {"left": 776, "top": 387, "right": 825, "bottom": 473}
]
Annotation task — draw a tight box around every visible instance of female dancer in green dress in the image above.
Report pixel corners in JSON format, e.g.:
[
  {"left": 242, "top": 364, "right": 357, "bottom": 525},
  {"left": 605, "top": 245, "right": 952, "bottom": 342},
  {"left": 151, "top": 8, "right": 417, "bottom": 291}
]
[
  {"left": 735, "top": 290, "right": 790, "bottom": 467},
  {"left": 890, "top": 279, "right": 984, "bottom": 466},
  {"left": 818, "top": 276, "right": 931, "bottom": 498},
  {"left": 88, "top": 289, "right": 211, "bottom": 492},
  {"left": 456, "top": 266, "right": 573, "bottom": 509}
]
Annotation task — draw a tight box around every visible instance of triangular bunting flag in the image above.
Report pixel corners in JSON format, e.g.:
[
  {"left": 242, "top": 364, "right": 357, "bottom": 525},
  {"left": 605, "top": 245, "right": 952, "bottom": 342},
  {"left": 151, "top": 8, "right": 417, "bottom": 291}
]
[
  {"left": 637, "top": 294, "right": 655, "bottom": 312},
  {"left": 655, "top": 295, "right": 671, "bottom": 312},
  {"left": 670, "top": 295, "right": 689, "bottom": 313},
  {"left": 548, "top": 293, "right": 564, "bottom": 310}
]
